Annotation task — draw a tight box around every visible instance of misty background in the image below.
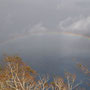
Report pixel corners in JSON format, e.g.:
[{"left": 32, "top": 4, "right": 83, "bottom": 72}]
[{"left": 0, "top": 0, "right": 90, "bottom": 78}]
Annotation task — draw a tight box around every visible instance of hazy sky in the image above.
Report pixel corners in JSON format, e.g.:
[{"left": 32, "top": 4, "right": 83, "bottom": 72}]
[
  {"left": 0, "top": 0, "right": 90, "bottom": 40},
  {"left": 0, "top": 0, "right": 90, "bottom": 74}
]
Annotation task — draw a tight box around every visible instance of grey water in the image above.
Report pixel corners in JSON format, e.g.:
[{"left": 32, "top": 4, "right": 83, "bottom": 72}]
[{"left": 0, "top": 34, "right": 90, "bottom": 89}]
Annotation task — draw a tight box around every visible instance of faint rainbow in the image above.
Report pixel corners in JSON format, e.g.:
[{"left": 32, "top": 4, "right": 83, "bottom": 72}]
[
  {"left": 49, "top": 32, "right": 90, "bottom": 39},
  {"left": 0, "top": 31, "right": 90, "bottom": 45}
]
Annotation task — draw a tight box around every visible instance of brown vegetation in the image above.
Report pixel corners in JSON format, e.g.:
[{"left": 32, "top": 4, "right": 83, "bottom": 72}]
[{"left": 0, "top": 56, "right": 89, "bottom": 90}]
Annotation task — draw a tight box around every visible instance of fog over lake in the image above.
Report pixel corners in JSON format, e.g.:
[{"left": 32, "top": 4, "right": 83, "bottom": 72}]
[{"left": 0, "top": 33, "right": 90, "bottom": 76}]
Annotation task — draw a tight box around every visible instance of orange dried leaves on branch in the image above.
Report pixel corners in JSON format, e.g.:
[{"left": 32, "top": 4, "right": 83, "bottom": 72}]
[{"left": 0, "top": 56, "right": 37, "bottom": 90}]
